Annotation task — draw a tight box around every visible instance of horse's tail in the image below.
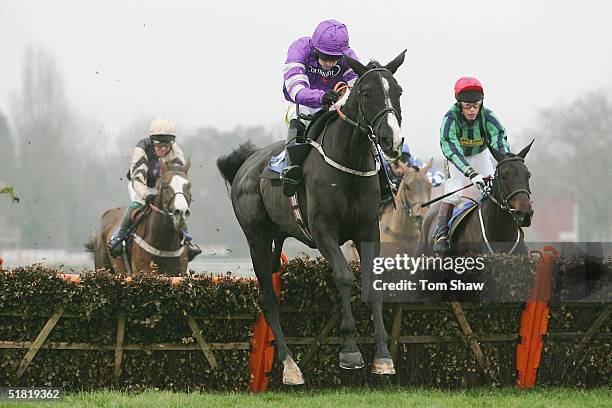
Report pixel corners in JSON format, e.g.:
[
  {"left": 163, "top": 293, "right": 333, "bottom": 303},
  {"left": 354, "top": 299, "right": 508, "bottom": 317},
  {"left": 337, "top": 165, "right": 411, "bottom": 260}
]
[
  {"left": 216, "top": 141, "right": 258, "bottom": 185},
  {"left": 84, "top": 238, "right": 95, "bottom": 254}
]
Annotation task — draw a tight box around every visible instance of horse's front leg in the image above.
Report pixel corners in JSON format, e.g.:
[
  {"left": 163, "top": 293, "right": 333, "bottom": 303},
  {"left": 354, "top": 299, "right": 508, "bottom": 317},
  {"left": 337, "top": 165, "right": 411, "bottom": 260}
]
[
  {"left": 313, "top": 222, "right": 363, "bottom": 369},
  {"left": 247, "top": 231, "right": 303, "bottom": 385},
  {"left": 355, "top": 228, "right": 396, "bottom": 375}
]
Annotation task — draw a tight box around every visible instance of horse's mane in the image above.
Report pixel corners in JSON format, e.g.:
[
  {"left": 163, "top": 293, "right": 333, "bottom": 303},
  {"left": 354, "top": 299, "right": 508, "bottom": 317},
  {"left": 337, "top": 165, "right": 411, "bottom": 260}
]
[{"left": 366, "top": 60, "right": 382, "bottom": 69}]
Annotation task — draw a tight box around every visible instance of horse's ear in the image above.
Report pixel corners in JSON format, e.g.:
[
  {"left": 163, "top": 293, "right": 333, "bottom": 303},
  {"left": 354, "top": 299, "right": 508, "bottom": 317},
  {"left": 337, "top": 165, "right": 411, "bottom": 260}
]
[
  {"left": 422, "top": 158, "right": 433, "bottom": 173},
  {"left": 485, "top": 139, "right": 505, "bottom": 163},
  {"left": 384, "top": 49, "right": 407, "bottom": 75},
  {"left": 397, "top": 161, "right": 411, "bottom": 174},
  {"left": 344, "top": 54, "right": 369, "bottom": 77},
  {"left": 183, "top": 159, "right": 191, "bottom": 174},
  {"left": 160, "top": 160, "right": 169, "bottom": 175},
  {"left": 517, "top": 139, "right": 535, "bottom": 159}
]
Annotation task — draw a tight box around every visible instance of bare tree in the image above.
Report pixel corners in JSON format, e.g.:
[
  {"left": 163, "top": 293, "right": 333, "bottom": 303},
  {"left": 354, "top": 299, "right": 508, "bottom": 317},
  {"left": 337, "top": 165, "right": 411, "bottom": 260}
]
[
  {"left": 10, "top": 44, "right": 78, "bottom": 248},
  {"left": 522, "top": 91, "right": 612, "bottom": 241}
]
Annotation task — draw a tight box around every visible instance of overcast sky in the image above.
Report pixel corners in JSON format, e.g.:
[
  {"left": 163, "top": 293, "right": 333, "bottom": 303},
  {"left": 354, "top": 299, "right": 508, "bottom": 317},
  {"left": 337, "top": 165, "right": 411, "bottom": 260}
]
[{"left": 1, "top": 0, "right": 610, "bottom": 159}]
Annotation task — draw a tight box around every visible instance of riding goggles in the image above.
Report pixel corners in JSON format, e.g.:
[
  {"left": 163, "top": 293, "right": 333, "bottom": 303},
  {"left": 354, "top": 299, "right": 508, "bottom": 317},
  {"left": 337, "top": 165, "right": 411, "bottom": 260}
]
[{"left": 459, "top": 100, "right": 483, "bottom": 110}]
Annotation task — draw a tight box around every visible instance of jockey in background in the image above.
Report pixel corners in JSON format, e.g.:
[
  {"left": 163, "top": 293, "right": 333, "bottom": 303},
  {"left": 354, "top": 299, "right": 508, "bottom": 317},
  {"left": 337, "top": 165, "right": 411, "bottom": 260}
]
[
  {"left": 280, "top": 19, "right": 360, "bottom": 197},
  {"left": 386, "top": 143, "right": 445, "bottom": 187},
  {"left": 383, "top": 142, "right": 445, "bottom": 208},
  {"left": 432, "top": 77, "right": 510, "bottom": 254},
  {"left": 107, "top": 117, "right": 201, "bottom": 261}
]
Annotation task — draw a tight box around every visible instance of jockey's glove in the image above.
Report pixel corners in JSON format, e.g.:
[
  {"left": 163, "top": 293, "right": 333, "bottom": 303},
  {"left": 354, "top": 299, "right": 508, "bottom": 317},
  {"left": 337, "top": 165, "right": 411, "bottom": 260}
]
[
  {"left": 144, "top": 193, "right": 156, "bottom": 205},
  {"left": 469, "top": 172, "right": 486, "bottom": 194},
  {"left": 321, "top": 90, "right": 340, "bottom": 105}
]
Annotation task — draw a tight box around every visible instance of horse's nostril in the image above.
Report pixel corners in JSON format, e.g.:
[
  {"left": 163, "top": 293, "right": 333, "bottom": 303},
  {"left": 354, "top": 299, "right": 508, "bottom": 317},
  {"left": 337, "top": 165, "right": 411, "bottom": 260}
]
[
  {"left": 174, "top": 209, "right": 180, "bottom": 217},
  {"left": 185, "top": 209, "right": 191, "bottom": 218}
]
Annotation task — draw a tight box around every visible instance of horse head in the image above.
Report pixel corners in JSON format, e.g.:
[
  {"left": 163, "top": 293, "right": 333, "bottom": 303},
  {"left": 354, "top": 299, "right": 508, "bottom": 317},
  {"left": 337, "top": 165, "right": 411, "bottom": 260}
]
[
  {"left": 157, "top": 159, "right": 192, "bottom": 230},
  {"left": 343, "top": 50, "right": 407, "bottom": 159},
  {"left": 395, "top": 159, "right": 433, "bottom": 224},
  {"left": 486, "top": 140, "right": 534, "bottom": 227}
]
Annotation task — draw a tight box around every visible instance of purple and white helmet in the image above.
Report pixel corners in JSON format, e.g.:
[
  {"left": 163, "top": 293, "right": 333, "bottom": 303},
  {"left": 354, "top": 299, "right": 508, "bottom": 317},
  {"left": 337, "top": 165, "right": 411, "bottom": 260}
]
[{"left": 311, "top": 19, "right": 349, "bottom": 56}]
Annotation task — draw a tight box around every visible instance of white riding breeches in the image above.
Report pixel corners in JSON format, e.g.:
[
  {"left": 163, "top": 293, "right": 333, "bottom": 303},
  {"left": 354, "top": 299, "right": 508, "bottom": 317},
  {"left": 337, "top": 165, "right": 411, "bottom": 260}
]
[
  {"left": 442, "top": 149, "right": 496, "bottom": 205},
  {"left": 284, "top": 104, "right": 322, "bottom": 127},
  {"left": 128, "top": 182, "right": 145, "bottom": 205}
]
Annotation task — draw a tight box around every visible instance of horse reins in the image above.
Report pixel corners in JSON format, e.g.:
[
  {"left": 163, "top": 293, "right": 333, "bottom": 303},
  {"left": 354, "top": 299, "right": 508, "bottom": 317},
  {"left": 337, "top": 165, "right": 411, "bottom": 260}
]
[
  {"left": 332, "top": 68, "right": 401, "bottom": 139},
  {"left": 306, "top": 68, "right": 401, "bottom": 180},
  {"left": 131, "top": 178, "right": 190, "bottom": 258},
  {"left": 487, "top": 156, "right": 531, "bottom": 221},
  {"left": 150, "top": 182, "right": 190, "bottom": 217},
  {"left": 476, "top": 156, "right": 530, "bottom": 254},
  {"left": 380, "top": 171, "right": 425, "bottom": 240}
]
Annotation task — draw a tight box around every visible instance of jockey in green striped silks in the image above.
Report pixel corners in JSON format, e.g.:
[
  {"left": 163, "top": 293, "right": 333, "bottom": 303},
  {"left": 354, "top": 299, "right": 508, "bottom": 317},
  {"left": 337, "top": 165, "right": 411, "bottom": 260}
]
[{"left": 432, "top": 77, "right": 510, "bottom": 255}]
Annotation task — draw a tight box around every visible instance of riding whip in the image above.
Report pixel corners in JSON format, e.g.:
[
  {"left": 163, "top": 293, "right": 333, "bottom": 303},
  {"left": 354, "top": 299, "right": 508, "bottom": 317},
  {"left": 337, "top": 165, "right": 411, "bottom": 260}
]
[{"left": 420, "top": 176, "right": 491, "bottom": 207}]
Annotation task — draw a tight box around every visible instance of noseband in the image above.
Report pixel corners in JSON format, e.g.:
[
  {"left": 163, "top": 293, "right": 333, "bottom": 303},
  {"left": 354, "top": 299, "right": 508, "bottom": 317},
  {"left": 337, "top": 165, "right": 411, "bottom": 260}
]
[{"left": 150, "top": 179, "right": 189, "bottom": 217}]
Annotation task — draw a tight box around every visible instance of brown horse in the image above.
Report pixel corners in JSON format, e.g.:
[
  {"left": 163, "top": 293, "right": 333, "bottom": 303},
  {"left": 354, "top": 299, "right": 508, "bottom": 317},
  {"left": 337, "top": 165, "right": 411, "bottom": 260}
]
[
  {"left": 89, "top": 161, "right": 192, "bottom": 274},
  {"left": 380, "top": 161, "right": 432, "bottom": 242},
  {"left": 343, "top": 160, "right": 433, "bottom": 262}
]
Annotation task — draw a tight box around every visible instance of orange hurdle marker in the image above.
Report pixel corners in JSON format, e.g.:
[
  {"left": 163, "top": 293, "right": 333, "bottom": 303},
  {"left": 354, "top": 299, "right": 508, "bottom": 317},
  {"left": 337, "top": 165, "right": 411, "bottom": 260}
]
[
  {"left": 516, "top": 246, "right": 559, "bottom": 388},
  {"left": 249, "top": 253, "right": 287, "bottom": 393}
]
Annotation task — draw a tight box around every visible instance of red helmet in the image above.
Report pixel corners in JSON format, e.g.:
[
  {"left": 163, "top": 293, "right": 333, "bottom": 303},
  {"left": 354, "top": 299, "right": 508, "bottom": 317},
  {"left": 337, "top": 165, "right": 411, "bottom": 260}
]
[{"left": 454, "top": 77, "right": 484, "bottom": 102}]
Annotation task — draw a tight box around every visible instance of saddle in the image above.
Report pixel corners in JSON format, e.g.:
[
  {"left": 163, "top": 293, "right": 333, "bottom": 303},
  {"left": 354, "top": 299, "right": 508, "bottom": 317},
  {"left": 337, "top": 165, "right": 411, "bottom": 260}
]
[
  {"left": 120, "top": 206, "right": 150, "bottom": 259},
  {"left": 447, "top": 198, "right": 480, "bottom": 242}
]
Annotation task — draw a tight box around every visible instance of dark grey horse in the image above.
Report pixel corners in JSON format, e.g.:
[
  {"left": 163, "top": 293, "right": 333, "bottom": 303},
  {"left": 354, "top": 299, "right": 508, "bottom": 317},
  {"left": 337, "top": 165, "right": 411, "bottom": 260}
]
[
  {"left": 418, "top": 140, "right": 535, "bottom": 256},
  {"left": 217, "top": 52, "right": 406, "bottom": 385}
]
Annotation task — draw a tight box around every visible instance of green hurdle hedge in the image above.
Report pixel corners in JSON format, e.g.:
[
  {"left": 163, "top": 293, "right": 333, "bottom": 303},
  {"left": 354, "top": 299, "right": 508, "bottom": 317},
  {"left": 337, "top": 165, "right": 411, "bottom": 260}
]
[{"left": 0, "top": 256, "right": 610, "bottom": 390}]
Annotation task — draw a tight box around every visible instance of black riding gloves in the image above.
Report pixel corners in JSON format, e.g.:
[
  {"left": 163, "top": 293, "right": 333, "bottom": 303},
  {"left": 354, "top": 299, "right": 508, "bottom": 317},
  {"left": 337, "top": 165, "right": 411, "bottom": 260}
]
[
  {"left": 144, "top": 194, "right": 156, "bottom": 205},
  {"left": 321, "top": 90, "right": 340, "bottom": 105}
]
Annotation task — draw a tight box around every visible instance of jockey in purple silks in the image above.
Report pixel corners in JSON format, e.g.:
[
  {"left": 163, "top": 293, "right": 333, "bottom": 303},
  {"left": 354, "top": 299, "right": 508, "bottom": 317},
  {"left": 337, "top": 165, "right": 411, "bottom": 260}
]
[{"left": 280, "top": 19, "right": 360, "bottom": 197}]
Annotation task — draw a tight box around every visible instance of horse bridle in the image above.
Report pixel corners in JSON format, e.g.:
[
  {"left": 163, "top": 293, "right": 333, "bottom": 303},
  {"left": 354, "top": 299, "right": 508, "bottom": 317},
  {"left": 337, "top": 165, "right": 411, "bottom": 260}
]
[
  {"left": 488, "top": 156, "right": 531, "bottom": 218},
  {"left": 395, "top": 170, "right": 426, "bottom": 223},
  {"left": 338, "top": 68, "right": 401, "bottom": 142},
  {"left": 149, "top": 177, "right": 190, "bottom": 217},
  {"left": 380, "top": 172, "right": 424, "bottom": 240}
]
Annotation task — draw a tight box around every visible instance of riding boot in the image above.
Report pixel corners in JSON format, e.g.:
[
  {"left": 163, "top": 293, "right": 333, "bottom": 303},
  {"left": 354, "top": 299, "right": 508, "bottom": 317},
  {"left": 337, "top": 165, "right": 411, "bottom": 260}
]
[
  {"left": 181, "top": 228, "right": 202, "bottom": 262},
  {"left": 107, "top": 206, "right": 137, "bottom": 258},
  {"left": 432, "top": 202, "right": 455, "bottom": 255},
  {"left": 280, "top": 119, "right": 305, "bottom": 197}
]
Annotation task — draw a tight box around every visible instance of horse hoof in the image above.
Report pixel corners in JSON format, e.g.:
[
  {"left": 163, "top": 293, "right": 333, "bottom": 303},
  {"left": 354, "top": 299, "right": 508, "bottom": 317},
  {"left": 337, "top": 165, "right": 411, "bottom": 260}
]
[
  {"left": 339, "top": 351, "right": 365, "bottom": 369},
  {"left": 282, "top": 357, "right": 304, "bottom": 385},
  {"left": 372, "top": 357, "right": 396, "bottom": 375}
]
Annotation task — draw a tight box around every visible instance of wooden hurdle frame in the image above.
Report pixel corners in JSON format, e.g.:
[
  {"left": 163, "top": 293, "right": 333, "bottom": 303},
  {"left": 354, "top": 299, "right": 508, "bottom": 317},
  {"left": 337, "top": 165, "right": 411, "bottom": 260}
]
[{"left": 1, "top": 248, "right": 610, "bottom": 391}]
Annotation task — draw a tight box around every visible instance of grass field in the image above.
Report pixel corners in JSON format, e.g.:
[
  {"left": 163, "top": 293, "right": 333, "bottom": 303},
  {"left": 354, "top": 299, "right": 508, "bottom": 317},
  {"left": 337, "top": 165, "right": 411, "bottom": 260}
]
[{"left": 1, "top": 387, "right": 610, "bottom": 408}]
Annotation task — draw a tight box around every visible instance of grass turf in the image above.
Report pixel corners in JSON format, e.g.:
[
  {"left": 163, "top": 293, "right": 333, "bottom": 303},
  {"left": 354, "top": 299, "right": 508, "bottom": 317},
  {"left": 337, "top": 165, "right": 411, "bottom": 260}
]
[{"left": 1, "top": 387, "right": 610, "bottom": 408}]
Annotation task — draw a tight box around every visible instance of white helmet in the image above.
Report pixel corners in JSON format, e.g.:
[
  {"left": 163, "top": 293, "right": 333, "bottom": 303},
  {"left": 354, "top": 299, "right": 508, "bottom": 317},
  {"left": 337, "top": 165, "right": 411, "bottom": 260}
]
[{"left": 149, "top": 117, "right": 176, "bottom": 138}]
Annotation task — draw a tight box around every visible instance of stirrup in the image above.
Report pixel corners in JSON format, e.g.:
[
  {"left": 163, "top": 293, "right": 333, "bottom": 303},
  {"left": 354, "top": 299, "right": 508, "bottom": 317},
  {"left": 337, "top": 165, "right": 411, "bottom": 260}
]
[
  {"left": 281, "top": 165, "right": 301, "bottom": 182},
  {"left": 432, "top": 236, "right": 449, "bottom": 254},
  {"left": 108, "top": 236, "right": 125, "bottom": 258}
]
